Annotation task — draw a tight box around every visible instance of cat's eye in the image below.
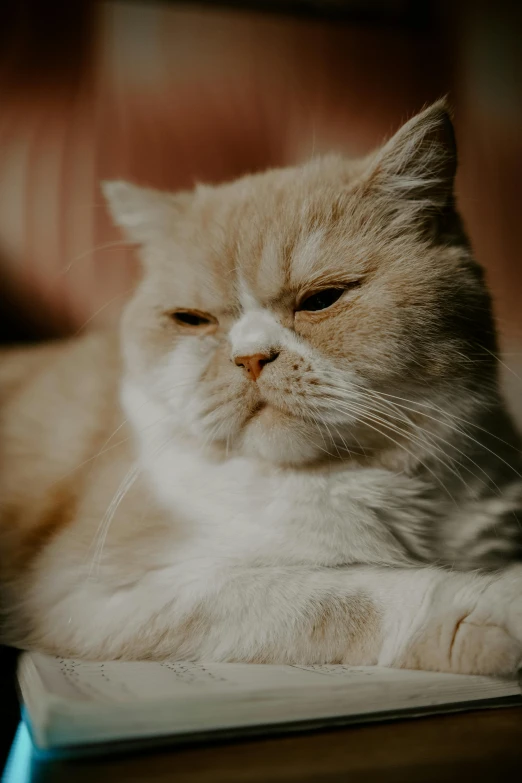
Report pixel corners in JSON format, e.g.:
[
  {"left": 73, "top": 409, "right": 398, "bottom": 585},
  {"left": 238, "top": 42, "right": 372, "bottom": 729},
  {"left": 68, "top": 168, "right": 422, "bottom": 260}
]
[
  {"left": 170, "top": 309, "right": 217, "bottom": 330},
  {"left": 297, "top": 285, "right": 358, "bottom": 313}
]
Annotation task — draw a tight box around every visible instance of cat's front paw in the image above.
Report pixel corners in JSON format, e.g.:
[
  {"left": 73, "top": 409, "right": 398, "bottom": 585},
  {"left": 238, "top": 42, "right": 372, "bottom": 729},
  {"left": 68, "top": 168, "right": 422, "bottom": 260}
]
[
  {"left": 397, "top": 567, "right": 522, "bottom": 675},
  {"left": 475, "top": 565, "right": 522, "bottom": 647}
]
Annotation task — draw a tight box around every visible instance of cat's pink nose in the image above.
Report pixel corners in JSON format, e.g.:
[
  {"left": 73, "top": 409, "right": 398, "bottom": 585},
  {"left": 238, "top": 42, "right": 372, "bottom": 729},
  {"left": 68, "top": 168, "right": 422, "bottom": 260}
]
[{"left": 234, "top": 352, "right": 279, "bottom": 381}]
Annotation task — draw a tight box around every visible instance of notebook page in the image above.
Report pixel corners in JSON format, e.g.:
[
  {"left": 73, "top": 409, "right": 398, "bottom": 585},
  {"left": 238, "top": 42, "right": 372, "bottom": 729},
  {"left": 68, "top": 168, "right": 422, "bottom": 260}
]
[
  {"left": 20, "top": 654, "right": 522, "bottom": 750},
  {"left": 30, "top": 653, "right": 520, "bottom": 705},
  {"left": 32, "top": 656, "right": 385, "bottom": 702}
]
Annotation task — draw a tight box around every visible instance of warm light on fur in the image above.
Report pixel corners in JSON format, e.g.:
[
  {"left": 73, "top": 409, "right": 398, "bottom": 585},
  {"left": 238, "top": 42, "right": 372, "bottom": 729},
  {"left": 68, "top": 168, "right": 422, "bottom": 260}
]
[{"left": 1, "top": 101, "right": 522, "bottom": 672}]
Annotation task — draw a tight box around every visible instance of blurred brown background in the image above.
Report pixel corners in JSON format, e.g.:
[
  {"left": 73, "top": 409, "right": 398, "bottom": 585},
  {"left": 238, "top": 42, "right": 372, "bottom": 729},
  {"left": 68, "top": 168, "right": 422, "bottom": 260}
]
[{"left": 0, "top": 0, "right": 521, "bottom": 411}]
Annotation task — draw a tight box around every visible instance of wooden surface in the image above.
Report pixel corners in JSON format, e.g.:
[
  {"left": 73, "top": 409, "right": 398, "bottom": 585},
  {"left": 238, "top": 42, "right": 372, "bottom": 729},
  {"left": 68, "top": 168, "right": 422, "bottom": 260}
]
[{"left": 26, "top": 707, "right": 522, "bottom": 783}]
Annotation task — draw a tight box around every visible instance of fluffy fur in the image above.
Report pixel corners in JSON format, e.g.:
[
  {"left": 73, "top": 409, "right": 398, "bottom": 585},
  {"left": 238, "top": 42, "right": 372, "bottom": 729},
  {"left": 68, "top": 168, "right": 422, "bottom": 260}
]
[{"left": 1, "top": 101, "right": 522, "bottom": 673}]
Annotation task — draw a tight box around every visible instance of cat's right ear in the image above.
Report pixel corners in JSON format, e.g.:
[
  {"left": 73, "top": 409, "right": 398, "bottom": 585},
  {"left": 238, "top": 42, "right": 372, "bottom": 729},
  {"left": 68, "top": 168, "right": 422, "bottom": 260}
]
[
  {"left": 102, "top": 181, "right": 185, "bottom": 245},
  {"left": 363, "top": 100, "right": 457, "bottom": 223}
]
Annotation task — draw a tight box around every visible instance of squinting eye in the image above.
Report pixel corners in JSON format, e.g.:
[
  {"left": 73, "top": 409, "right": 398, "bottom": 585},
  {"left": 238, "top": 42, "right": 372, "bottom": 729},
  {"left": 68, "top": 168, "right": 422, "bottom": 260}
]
[
  {"left": 297, "top": 287, "right": 348, "bottom": 312},
  {"left": 171, "top": 309, "right": 217, "bottom": 329}
]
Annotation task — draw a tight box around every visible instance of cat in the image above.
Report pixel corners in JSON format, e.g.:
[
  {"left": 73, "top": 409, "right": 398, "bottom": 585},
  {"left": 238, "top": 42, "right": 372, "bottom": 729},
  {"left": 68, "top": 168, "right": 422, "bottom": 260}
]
[{"left": 1, "top": 100, "right": 522, "bottom": 674}]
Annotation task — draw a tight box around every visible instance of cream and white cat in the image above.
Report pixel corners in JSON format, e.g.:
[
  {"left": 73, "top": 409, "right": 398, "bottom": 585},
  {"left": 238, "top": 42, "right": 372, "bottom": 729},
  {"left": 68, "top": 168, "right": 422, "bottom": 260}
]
[{"left": 1, "top": 101, "right": 522, "bottom": 673}]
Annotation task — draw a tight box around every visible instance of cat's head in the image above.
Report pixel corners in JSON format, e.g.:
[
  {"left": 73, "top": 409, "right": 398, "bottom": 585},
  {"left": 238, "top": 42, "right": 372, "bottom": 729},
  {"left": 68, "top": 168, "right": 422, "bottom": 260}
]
[{"left": 104, "top": 101, "right": 498, "bottom": 467}]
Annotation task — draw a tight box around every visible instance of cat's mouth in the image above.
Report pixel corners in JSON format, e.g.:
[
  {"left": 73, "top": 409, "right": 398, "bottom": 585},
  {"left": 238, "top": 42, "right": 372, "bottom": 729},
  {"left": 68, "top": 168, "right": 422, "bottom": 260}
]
[
  {"left": 246, "top": 390, "right": 309, "bottom": 424},
  {"left": 245, "top": 399, "right": 292, "bottom": 426},
  {"left": 249, "top": 400, "right": 268, "bottom": 418},
  {"left": 245, "top": 399, "right": 301, "bottom": 427}
]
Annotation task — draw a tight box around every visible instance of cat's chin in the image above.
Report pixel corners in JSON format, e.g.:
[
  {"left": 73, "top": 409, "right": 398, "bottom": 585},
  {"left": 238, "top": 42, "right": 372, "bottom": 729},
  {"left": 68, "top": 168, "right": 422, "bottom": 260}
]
[{"left": 240, "top": 406, "right": 323, "bottom": 465}]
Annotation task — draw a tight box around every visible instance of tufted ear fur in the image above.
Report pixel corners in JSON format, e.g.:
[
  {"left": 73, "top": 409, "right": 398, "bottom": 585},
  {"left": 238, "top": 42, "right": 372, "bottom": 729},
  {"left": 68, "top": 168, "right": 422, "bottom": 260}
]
[
  {"left": 102, "top": 180, "right": 188, "bottom": 245},
  {"left": 364, "top": 99, "right": 459, "bottom": 234}
]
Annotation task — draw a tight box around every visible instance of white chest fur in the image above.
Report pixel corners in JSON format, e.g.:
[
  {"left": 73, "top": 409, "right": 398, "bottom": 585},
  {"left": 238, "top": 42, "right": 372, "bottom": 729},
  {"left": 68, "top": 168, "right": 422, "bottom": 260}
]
[{"left": 122, "top": 382, "right": 414, "bottom": 569}]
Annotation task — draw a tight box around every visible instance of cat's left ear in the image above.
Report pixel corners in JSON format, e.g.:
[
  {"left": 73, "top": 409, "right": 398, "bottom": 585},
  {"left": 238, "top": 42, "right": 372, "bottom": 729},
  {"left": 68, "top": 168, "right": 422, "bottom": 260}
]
[
  {"left": 366, "top": 99, "right": 457, "bottom": 216},
  {"left": 102, "top": 180, "right": 187, "bottom": 245}
]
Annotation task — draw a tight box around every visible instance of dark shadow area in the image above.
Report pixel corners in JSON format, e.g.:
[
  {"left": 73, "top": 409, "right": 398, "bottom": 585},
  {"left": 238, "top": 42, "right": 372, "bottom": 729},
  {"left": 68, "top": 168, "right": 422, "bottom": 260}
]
[{"left": 0, "top": 646, "right": 20, "bottom": 771}]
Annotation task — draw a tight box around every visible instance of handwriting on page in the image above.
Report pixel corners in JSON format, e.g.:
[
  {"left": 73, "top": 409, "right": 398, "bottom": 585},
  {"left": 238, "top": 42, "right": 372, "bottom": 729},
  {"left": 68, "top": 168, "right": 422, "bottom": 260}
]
[
  {"left": 35, "top": 654, "right": 435, "bottom": 704},
  {"left": 293, "top": 665, "right": 379, "bottom": 678},
  {"left": 159, "top": 662, "right": 229, "bottom": 684},
  {"left": 51, "top": 660, "right": 240, "bottom": 701}
]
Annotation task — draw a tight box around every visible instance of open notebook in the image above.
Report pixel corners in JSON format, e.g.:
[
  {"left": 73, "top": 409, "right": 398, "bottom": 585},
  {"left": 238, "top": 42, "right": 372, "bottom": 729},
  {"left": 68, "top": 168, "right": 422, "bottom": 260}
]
[{"left": 18, "top": 653, "right": 521, "bottom": 755}]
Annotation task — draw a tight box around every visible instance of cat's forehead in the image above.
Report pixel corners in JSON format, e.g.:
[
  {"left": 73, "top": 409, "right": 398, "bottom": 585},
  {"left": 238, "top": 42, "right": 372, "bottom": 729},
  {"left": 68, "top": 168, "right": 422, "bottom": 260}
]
[
  {"left": 210, "top": 165, "right": 368, "bottom": 306},
  {"left": 238, "top": 226, "right": 332, "bottom": 303},
  {"left": 147, "top": 158, "right": 371, "bottom": 311}
]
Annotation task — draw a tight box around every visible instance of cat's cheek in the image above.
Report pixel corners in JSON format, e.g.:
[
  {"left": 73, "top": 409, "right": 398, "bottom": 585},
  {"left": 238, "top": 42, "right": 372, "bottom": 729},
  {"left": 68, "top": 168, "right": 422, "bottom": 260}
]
[{"left": 155, "top": 338, "right": 218, "bottom": 403}]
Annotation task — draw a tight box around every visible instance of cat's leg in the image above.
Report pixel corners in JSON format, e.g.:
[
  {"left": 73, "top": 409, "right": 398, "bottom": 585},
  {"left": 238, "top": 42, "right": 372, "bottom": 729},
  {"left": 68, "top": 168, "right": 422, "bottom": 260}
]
[
  {"left": 164, "top": 564, "right": 522, "bottom": 674},
  {"left": 25, "top": 563, "right": 522, "bottom": 672}
]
